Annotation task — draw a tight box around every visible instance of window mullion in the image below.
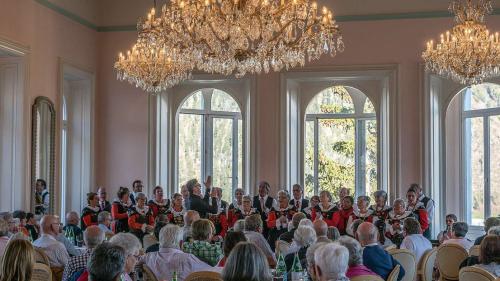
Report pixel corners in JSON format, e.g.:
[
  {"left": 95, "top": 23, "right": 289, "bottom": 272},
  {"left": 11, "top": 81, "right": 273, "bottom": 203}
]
[
  {"left": 232, "top": 117, "right": 238, "bottom": 195},
  {"left": 484, "top": 116, "right": 491, "bottom": 219},
  {"left": 314, "top": 118, "right": 319, "bottom": 195}
]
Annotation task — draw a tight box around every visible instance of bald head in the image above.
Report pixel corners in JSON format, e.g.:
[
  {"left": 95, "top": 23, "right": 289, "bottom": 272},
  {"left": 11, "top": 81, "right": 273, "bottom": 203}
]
[
  {"left": 84, "top": 226, "right": 105, "bottom": 249},
  {"left": 40, "top": 215, "right": 59, "bottom": 237},
  {"left": 313, "top": 219, "right": 328, "bottom": 237},
  {"left": 356, "top": 222, "right": 378, "bottom": 246},
  {"left": 66, "top": 211, "right": 79, "bottom": 225}
]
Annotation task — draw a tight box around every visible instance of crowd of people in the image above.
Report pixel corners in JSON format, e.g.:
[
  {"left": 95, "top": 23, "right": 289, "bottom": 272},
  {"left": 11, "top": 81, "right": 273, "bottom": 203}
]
[{"left": 0, "top": 177, "right": 498, "bottom": 281}]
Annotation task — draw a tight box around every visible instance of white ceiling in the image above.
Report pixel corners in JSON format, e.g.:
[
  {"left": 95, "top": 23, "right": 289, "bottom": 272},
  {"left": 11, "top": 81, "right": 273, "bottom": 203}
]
[{"left": 45, "top": 0, "right": 500, "bottom": 27}]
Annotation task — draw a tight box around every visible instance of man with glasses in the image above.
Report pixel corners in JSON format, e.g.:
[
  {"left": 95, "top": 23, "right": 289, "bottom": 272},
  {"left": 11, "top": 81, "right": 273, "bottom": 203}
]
[
  {"left": 289, "top": 184, "right": 309, "bottom": 212},
  {"left": 97, "top": 186, "right": 111, "bottom": 212},
  {"left": 33, "top": 215, "right": 69, "bottom": 267},
  {"left": 130, "top": 180, "right": 143, "bottom": 206}
]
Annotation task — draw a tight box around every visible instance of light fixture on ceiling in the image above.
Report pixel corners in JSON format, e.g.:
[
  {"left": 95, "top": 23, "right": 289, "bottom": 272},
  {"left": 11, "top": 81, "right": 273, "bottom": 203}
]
[
  {"left": 422, "top": 0, "right": 500, "bottom": 85},
  {"left": 115, "top": 0, "right": 344, "bottom": 92}
]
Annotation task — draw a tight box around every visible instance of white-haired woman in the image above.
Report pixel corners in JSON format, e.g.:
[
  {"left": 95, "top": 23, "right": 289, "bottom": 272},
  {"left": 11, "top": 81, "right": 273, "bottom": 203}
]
[
  {"left": 314, "top": 243, "right": 350, "bottom": 281},
  {"left": 338, "top": 236, "right": 378, "bottom": 279},
  {"left": 109, "top": 233, "right": 142, "bottom": 281},
  {"left": 284, "top": 225, "right": 317, "bottom": 271}
]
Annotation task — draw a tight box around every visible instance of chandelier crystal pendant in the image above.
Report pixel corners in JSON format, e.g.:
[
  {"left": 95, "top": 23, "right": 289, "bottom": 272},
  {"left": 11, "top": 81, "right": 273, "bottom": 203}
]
[{"left": 422, "top": 0, "right": 500, "bottom": 85}]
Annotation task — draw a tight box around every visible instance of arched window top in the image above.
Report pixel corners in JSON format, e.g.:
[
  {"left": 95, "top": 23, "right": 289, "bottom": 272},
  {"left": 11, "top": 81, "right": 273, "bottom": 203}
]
[
  {"left": 463, "top": 83, "right": 500, "bottom": 111},
  {"left": 211, "top": 89, "right": 240, "bottom": 112},
  {"left": 306, "top": 86, "right": 355, "bottom": 114},
  {"left": 363, "top": 97, "right": 375, "bottom": 114},
  {"left": 181, "top": 90, "right": 204, "bottom": 110}
]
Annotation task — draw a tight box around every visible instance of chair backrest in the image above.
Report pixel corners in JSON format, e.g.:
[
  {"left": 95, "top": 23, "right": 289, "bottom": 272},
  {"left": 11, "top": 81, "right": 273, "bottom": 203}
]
[
  {"left": 388, "top": 248, "right": 416, "bottom": 281},
  {"left": 142, "top": 264, "right": 159, "bottom": 281},
  {"left": 51, "top": 266, "right": 64, "bottom": 281},
  {"left": 459, "top": 266, "right": 496, "bottom": 281},
  {"left": 469, "top": 245, "right": 480, "bottom": 257},
  {"left": 384, "top": 244, "right": 397, "bottom": 251},
  {"left": 275, "top": 240, "right": 291, "bottom": 257},
  {"left": 417, "top": 247, "right": 437, "bottom": 281},
  {"left": 32, "top": 263, "right": 52, "bottom": 281},
  {"left": 436, "top": 243, "right": 468, "bottom": 281},
  {"left": 143, "top": 234, "right": 158, "bottom": 250},
  {"left": 387, "top": 264, "right": 401, "bottom": 281},
  {"left": 350, "top": 275, "right": 384, "bottom": 281},
  {"left": 185, "top": 271, "right": 223, "bottom": 281},
  {"left": 34, "top": 247, "right": 50, "bottom": 266}
]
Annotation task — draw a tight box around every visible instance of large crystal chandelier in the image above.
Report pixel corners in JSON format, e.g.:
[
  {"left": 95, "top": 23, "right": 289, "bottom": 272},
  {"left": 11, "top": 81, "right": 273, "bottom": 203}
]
[
  {"left": 115, "top": 0, "right": 343, "bottom": 92},
  {"left": 422, "top": 0, "right": 500, "bottom": 85}
]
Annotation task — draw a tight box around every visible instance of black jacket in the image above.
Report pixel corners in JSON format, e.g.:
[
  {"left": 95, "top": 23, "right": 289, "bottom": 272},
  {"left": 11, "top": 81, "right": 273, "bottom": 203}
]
[
  {"left": 289, "top": 198, "right": 309, "bottom": 212},
  {"left": 189, "top": 189, "right": 217, "bottom": 218}
]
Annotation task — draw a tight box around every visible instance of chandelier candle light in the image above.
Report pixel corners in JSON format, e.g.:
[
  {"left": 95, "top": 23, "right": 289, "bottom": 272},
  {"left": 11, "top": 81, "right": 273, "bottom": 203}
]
[
  {"left": 422, "top": 0, "right": 500, "bottom": 85},
  {"left": 115, "top": 0, "right": 344, "bottom": 92}
]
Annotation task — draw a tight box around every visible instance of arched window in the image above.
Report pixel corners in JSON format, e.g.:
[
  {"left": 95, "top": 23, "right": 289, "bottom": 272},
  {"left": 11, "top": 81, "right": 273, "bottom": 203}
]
[
  {"left": 304, "top": 86, "right": 377, "bottom": 198},
  {"left": 460, "top": 83, "right": 500, "bottom": 226},
  {"left": 177, "top": 88, "right": 243, "bottom": 202}
]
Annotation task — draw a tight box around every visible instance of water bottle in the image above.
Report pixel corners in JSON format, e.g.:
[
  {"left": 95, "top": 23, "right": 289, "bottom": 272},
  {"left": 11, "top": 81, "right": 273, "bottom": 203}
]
[
  {"left": 171, "top": 271, "right": 178, "bottom": 281},
  {"left": 275, "top": 253, "right": 287, "bottom": 281},
  {"left": 291, "top": 252, "right": 303, "bottom": 281}
]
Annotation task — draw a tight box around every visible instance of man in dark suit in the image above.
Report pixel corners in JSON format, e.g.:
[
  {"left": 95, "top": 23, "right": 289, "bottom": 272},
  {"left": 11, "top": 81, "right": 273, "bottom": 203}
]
[
  {"left": 129, "top": 179, "right": 143, "bottom": 205},
  {"left": 97, "top": 186, "right": 111, "bottom": 212},
  {"left": 289, "top": 184, "right": 309, "bottom": 212},
  {"left": 253, "top": 181, "right": 277, "bottom": 238},
  {"left": 358, "top": 222, "right": 405, "bottom": 281},
  {"left": 187, "top": 176, "right": 217, "bottom": 218}
]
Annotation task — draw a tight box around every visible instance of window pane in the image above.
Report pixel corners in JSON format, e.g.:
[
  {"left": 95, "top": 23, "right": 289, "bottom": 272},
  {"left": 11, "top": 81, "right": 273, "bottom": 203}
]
[
  {"left": 211, "top": 89, "right": 240, "bottom": 112},
  {"left": 178, "top": 114, "right": 202, "bottom": 188},
  {"left": 318, "top": 118, "right": 355, "bottom": 201},
  {"left": 463, "top": 83, "right": 500, "bottom": 111},
  {"left": 489, "top": 115, "right": 500, "bottom": 219},
  {"left": 304, "top": 120, "right": 315, "bottom": 198},
  {"left": 213, "top": 117, "right": 233, "bottom": 203},
  {"left": 364, "top": 98, "right": 376, "bottom": 114},
  {"left": 306, "top": 86, "right": 355, "bottom": 114},
  {"left": 465, "top": 117, "right": 485, "bottom": 226},
  {"left": 365, "top": 119, "right": 378, "bottom": 196},
  {"left": 238, "top": 119, "right": 243, "bottom": 192},
  {"left": 181, "top": 91, "right": 204, "bottom": 110}
]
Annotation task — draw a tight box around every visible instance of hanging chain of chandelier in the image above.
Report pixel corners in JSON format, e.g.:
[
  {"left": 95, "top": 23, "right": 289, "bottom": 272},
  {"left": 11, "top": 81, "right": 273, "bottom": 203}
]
[
  {"left": 114, "top": 0, "right": 344, "bottom": 93},
  {"left": 422, "top": 0, "right": 500, "bottom": 85}
]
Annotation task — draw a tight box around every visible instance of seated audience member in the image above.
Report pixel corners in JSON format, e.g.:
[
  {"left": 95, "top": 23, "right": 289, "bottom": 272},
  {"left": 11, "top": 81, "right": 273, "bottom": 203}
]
[
  {"left": 314, "top": 243, "right": 350, "bottom": 281},
  {"left": 0, "top": 239, "right": 35, "bottom": 281},
  {"left": 86, "top": 243, "right": 126, "bottom": 281},
  {"left": 182, "top": 219, "right": 223, "bottom": 266},
  {"left": 313, "top": 219, "right": 330, "bottom": 243},
  {"left": 183, "top": 210, "right": 200, "bottom": 242},
  {"left": 337, "top": 196, "right": 355, "bottom": 235},
  {"left": 33, "top": 215, "right": 69, "bottom": 267},
  {"left": 145, "top": 220, "right": 168, "bottom": 253},
  {"left": 208, "top": 187, "right": 229, "bottom": 240},
  {"left": 0, "top": 219, "right": 10, "bottom": 257},
  {"left": 311, "top": 191, "right": 339, "bottom": 227},
  {"left": 406, "top": 188, "right": 430, "bottom": 234},
  {"left": 350, "top": 220, "right": 363, "bottom": 238},
  {"left": 243, "top": 214, "right": 277, "bottom": 267},
  {"left": 141, "top": 224, "right": 213, "bottom": 280},
  {"left": 12, "top": 210, "right": 30, "bottom": 237},
  {"left": 97, "top": 186, "right": 111, "bottom": 212},
  {"left": 475, "top": 217, "right": 500, "bottom": 245},
  {"left": 221, "top": 242, "right": 272, "bottom": 281},
  {"left": 227, "top": 188, "right": 244, "bottom": 226},
  {"left": 327, "top": 226, "right": 341, "bottom": 242},
  {"left": 369, "top": 190, "right": 392, "bottom": 224},
  {"left": 128, "top": 192, "right": 154, "bottom": 240},
  {"left": 25, "top": 212, "right": 39, "bottom": 241},
  {"left": 279, "top": 212, "right": 306, "bottom": 243},
  {"left": 63, "top": 211, "right": 83, "bottom": 246},
  {"left": 232, "top": 219, "right": 245, "bottom": 232},
  {"left": 437, "top": 213, "right": 457, "bottom": 244},
  {"left": 57, "top": 228, "right": 81, "bottom": 257},
  {"left": 267, "top": 190, "right": 295, "bottom": 250},
  {"left": 148, "top": 186, "right": 170, "bottom": 219},
  {"left": 81, "top": 192, "right": 100, "bottom": 230},
  {"left": 338, "top": 236, "right": 378, "bottom": 279},
  {"left": 442, "top": 222, "right": 473, "bottom": 251},
  {"left": 97, "top": 211, "right": 114, "bottom": 238},
  {"left": 111, "top": 187, "right": 131, "bottom": 233},
  {"left": 167, "top": 193, "right": 187, "bottom": 226},
  {"left": 474, "top": 235, "right": 500, "bottom": 277},
  {"left": 306, "top": 242, "right": 330, "bottom": 281},
  {"left": 285, "top": 225, "right": 317, "bottom": 271},
  {"left": 62, "top": 226, "right": 105, "bottom": 281},
  {"left": 357, "top": 222, "right": 405, "bottom": 281},
  {"left": 400, "top": 218, "right": 432, "bottom": 264},
  {"left": 303, "top": 195, "right": 320, "bottom": 220},
  {"left": 218, "top": 231, "right": 247, "bottom": 267},
  {"left": 109, "top": 233, "right": 142, "bottom": 281},
  {"left": 229, "top": 195, "right": 260, "bottom": 227},
  {"left": 489, "top": 226, "right": 500, "bottom": 235},
  {"left": 346, "top": 196, "right": 373, "bottom": 236}
]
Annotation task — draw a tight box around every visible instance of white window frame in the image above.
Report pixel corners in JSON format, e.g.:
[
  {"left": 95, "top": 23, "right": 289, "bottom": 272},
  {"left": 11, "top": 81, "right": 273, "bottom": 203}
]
[
  {"left": 304, "top": 88, "right": 377, "bottom": 196},
  {"left": 177, "top": 88, "right": 243, "bottom": 197}
]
